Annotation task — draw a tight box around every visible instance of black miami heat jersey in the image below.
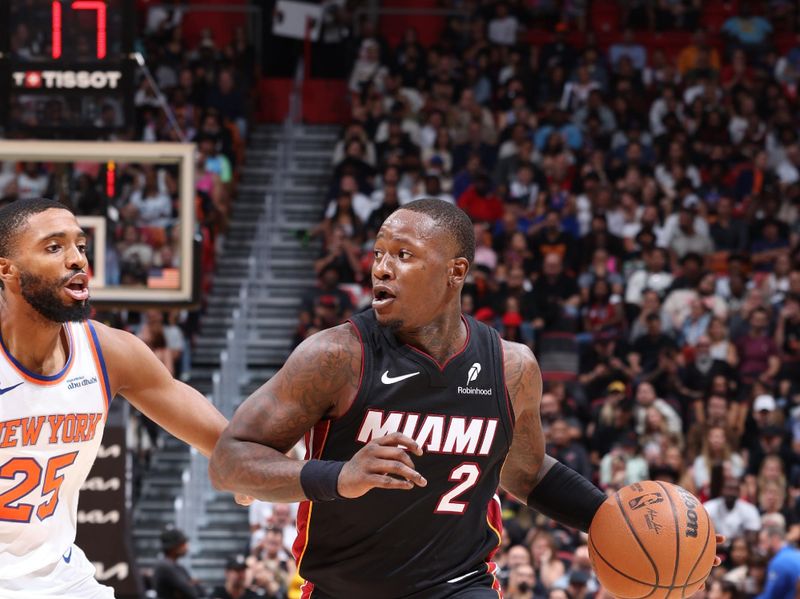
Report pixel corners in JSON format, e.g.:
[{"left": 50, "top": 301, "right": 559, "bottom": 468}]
[{"left": 292, "top": 310, "right": 515, "bottom": 599}]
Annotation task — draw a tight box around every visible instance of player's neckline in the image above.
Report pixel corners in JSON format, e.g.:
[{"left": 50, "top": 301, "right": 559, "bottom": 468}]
[
  {"left": 403, "top": 315, "right": 472, "bottom": 373},
  {"left": 0, "top": 323, "right": 75, "bottom": 385}
]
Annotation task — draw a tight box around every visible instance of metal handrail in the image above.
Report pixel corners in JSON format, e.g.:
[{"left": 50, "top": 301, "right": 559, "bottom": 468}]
[
  {"left": 174, "top": 446, "right": 210, "bottom": 565},
  {"left": 288, "top": 54, "right": 304, "bottom": 126},
  {"left": 182, "top": 54, "right": 303, "bottom": 577},
  {"left": 207, "top": 57, "right": 303, "bottom": 418}
]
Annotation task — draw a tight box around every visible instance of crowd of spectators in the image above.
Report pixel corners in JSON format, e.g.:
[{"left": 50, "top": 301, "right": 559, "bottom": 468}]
[
  {"left": 150, "top": 522, "right": 297, "bottom": 599},
  {"left": 286, "top": 1, "right": 800, "bottom": 597}
]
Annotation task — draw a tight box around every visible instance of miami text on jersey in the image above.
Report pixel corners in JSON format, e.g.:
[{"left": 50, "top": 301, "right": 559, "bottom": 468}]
[{"left": 356, "top": 409, "right": 498, "bottom": 455}]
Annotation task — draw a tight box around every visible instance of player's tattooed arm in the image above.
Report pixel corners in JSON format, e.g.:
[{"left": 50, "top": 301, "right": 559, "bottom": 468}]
[
  {"left": 209, "top": 323, "right": 362, "bottom": 502},
  {"left": 501, "top": 339, "right": 610, "bottom": 532},
  {"left": 499, "top": 339, "right": 553, "bottom": 501}
]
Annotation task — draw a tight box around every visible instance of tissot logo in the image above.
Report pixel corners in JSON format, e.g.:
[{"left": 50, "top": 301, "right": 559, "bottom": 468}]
[
  {"left": 12, "top": 70, "right": 123, "bottom": 90},
  {"left": 20, "top": 71, "right": 42, "bottom": 88}
]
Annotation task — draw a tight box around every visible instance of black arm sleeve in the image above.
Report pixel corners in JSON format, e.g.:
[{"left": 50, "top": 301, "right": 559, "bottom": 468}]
[{"left": 526, "top": 460, "right": 607, "bottom": 533}]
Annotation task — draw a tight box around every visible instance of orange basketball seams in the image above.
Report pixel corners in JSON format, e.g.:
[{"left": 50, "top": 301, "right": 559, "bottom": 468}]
[{"left": 588, "top": 481, "right": 716, "bottom": 599}]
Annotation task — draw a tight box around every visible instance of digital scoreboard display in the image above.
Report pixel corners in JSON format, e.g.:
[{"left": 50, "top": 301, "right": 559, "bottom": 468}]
[
  {"left": 9, "top": 0, "right": 129, "bottom": 62},
  {"left": 2, "top": 0, "right": 135, "bottom": 136}
]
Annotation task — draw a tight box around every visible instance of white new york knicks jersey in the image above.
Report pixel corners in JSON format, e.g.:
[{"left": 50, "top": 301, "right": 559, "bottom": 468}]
[{"left": 0, "top": 320, "right": 109, "bottom": 579}]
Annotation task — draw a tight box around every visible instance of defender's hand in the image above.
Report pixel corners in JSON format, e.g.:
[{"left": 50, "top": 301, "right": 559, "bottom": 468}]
[
  {"left": 337, "top": 433, "right": 428, "bottom": 499},
  {"left": 234, "top": 493, "right": 254, "bottom": 506},
  {"left": 713, "top": 534, "right": 726, "bottom": 567}
]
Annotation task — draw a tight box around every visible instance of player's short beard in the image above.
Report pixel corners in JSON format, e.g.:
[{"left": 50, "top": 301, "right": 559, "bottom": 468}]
[
  {"left": 382, "top": 319, "right": 404, "bottom": 332},
  {"left": 20, "top": 270, "right": 91, "bottom": 323}
]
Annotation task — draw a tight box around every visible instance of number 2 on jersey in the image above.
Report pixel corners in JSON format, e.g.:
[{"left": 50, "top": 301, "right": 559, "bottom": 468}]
[
  {"left": 0, "top": 452, "right": 78, "bottom": 522},
  {"left": 435, "top": 462, "right": 481, "bottom": 514}
]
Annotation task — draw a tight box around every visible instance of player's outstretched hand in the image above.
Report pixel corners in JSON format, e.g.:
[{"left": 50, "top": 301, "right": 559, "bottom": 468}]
[
  {"left": 338, "top": 432, "right": 428, "bottom": 499},
  {"left": 234, "top": 493, "right": 255, "bottom": 506},
  {"left": 713, "top": 534, "right": 726, "bottom": 567}
]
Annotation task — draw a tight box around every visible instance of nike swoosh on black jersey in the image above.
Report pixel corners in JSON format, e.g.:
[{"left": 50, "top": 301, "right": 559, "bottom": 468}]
[
  {"left": 381, "top": 371, "right": 420, "bottom": 384},
  {"left": 0, "top": 382, "right": 23, "bottom": 396}
]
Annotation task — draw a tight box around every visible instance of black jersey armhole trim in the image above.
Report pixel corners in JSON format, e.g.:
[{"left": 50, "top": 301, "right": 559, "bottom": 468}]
[{"left": 332, "top": 319, "right": 368, "bottom": 424}]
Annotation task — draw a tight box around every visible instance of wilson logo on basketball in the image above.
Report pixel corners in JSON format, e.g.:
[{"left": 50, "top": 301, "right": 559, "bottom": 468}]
[
  {"left": 627, "top": 492, "right": 664, "bottom": 511},
  {"left": 675, "top": 486, "right": 700, "bottom": 538}
]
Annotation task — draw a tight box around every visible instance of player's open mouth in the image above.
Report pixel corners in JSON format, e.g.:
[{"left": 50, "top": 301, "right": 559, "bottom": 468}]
[
  {"left": 64, "top": 274, "right": 89, "bottom": 301},
  {"left": 372, "top": 286, "right": 396, "bottom": 309}
]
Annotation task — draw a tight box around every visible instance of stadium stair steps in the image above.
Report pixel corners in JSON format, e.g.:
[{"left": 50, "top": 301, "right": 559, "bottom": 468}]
[
  {"left": 131, "top": 123, "right": 300, "bottom": 581},
  {"left": 143, "top": 123, "right": 338, "bottom": 589},
  {"left": 189, "top": 124, "right": 336, "bottom": 588},
  {"left": 133, "top": 435, "right": 198, "bottom": 571}
]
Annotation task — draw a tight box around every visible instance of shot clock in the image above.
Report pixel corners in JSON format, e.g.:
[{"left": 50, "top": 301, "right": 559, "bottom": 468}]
[
  {"left": 1, "top": 0, "right": 135, "bottom": 136},
  {"left": 52, "top": 0, "right": 112, "bottom": 60}
]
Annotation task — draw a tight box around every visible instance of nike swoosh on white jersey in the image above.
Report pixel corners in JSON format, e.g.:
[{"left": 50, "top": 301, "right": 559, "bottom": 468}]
[
  {"left": 381, "top": 371, "right": 420, "bottom": 384},
  {"left": 0, "top": 382, "right": 23, "bottom": 396},
  {"left": 448, "top": 570, "right": 480, "bottom": 583}
]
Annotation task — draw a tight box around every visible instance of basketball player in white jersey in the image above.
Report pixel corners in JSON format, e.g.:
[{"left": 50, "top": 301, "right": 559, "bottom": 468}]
[{"left": 0, "top": 199, "right": 235, "bottom": 598}]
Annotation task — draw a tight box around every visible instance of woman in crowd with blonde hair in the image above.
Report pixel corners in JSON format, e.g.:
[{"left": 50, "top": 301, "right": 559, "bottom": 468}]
[{"left": 691, "top": 426, "right": 745, "bottom": 496}]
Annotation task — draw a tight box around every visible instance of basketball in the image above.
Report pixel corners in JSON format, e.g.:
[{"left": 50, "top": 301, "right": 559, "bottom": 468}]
[{"left": 588, "top": 481, "right": 716, "bottom": 599}]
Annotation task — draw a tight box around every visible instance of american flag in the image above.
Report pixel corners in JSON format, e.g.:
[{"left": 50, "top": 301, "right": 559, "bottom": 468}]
[{"left": 147, "top": 268, "right": 180, "bottom": 289}]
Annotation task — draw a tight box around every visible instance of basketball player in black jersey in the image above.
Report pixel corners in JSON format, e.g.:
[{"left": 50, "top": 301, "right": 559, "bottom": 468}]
[{"left": 210, "top": 200, "right": 721, "bottom": 598}]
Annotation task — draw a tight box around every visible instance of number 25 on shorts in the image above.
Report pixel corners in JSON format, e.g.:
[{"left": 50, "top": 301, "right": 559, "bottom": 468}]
[{"left": 0, "top": 452, "right": 79, "bottom": 522}]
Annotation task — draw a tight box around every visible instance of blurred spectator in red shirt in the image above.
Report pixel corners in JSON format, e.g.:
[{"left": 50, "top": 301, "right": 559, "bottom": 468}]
[{"left": 458, "top": 172, "right": 504, "bottom": 223}]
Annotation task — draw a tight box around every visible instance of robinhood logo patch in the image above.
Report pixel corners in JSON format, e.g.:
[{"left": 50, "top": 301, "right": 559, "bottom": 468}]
[
  {"left": 466, "top": 363, "right": 481, "bottom": 386},
  {"left": 458, "top": 363, "right": 491, "bottom": 395}
]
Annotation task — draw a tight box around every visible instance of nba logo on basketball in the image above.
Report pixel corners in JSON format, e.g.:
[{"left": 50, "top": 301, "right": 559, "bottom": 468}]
[{"left": 627, "top": 492, "right": 664, "bottom": 511}]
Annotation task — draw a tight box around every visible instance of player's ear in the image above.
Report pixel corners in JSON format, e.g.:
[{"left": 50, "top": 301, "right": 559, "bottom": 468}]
[
  {"left": 449, "top": 257, "right": 469, "bottom": 286},
  {"left": 0, "top": 257, "right": 17, "bottom": 289}
]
